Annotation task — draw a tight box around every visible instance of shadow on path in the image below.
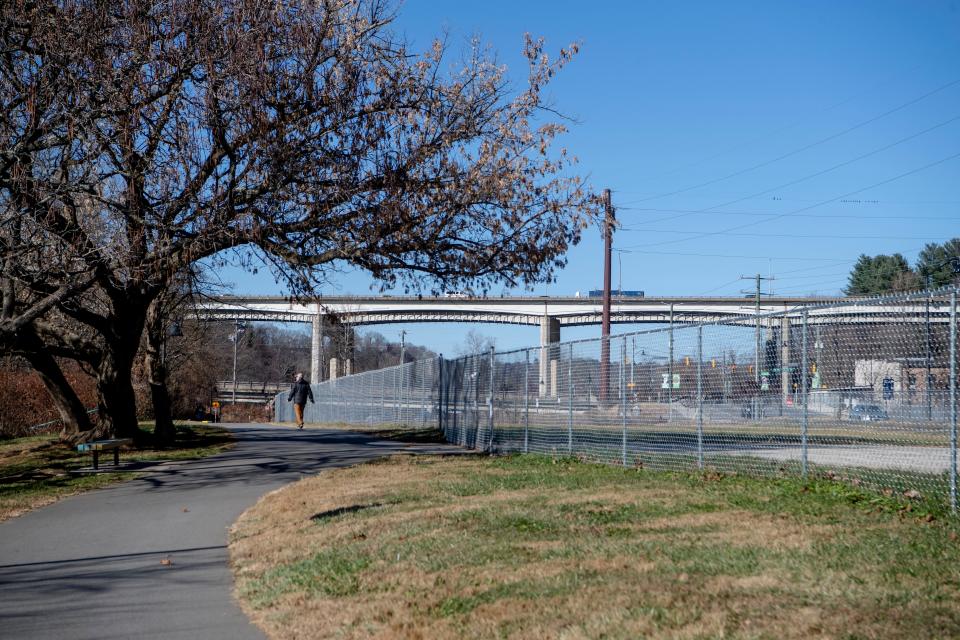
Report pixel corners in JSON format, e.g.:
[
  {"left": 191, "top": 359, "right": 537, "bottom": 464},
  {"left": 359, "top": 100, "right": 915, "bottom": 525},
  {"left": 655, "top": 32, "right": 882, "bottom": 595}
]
[{"left": 0, "top": 424, "right": 466, "bottom": 640}]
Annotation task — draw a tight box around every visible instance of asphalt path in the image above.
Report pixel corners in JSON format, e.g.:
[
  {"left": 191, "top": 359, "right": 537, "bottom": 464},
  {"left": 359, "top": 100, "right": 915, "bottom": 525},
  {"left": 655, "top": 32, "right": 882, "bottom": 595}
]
[{"left": 0, "top": 424, "right": 464, "bottom": 640}]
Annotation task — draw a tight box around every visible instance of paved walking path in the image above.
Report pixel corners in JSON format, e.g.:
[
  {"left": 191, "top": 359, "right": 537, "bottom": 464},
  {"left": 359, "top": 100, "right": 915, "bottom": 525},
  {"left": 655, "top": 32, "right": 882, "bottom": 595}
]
[
  {"left": 731, "top": 444, "right": 951, "bottom": 473},
  {"left": 0, "top": 425, "right": 463, "bottom": 640}
]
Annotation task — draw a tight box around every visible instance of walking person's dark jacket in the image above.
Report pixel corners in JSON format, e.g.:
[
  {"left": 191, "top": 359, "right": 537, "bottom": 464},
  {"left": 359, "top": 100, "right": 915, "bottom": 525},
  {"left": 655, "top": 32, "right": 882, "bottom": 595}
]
[{"left": 287, "top": 379, "right": 314, "bottom": 405}]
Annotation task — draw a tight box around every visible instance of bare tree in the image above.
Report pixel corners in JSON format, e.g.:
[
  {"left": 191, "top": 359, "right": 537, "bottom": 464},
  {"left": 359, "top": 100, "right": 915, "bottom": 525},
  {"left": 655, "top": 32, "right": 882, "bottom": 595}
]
[
  {"left": 459, "top": 329, "right": 495, "bottom": 357},
  {"left": 1, "top": 0, "right": 600, "bottom": 440}
]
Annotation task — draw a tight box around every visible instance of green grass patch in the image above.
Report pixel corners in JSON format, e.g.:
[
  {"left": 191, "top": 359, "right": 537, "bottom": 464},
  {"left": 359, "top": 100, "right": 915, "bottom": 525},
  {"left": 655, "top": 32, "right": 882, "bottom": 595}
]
[
  {"left": 245, "top": 547, "right": 371, "bottom": 606},
  {"left": 231, "top": 453, "right": 960, "bottom": 639},
  {"left": 231, "top": 456, "right": 960, "bottom": 638},
  {"left": 0, "top": 422, "right": 233, "bottom": 521}
]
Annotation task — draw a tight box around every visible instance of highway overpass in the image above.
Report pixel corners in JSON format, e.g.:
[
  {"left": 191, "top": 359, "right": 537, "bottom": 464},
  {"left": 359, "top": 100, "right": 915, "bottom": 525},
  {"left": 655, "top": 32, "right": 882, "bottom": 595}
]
[{"left": 193, "top": 293, "right": 955, "bottom": 393}]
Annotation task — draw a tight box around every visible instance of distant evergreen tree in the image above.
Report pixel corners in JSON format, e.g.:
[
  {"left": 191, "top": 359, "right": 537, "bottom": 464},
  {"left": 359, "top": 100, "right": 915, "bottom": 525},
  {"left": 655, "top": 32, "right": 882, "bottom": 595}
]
[
  {"left": 844, "top": 253, "right": 916, "bottom": 295},
  {"left": 916, "top": 238, "right": 960, "bottom": 288}
]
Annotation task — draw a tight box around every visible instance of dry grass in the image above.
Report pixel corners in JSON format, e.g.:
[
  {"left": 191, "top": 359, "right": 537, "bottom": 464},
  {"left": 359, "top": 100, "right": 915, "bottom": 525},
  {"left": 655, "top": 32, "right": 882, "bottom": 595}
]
[{"left": 230, "top": 455, "right": 960, "bottom": 640}]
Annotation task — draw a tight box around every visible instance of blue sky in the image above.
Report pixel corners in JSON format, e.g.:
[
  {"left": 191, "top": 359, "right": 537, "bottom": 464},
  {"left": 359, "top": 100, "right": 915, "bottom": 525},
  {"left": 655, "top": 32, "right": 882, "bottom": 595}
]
[{"left": 222, "top": 1, "right": 960, "bottom": 356}]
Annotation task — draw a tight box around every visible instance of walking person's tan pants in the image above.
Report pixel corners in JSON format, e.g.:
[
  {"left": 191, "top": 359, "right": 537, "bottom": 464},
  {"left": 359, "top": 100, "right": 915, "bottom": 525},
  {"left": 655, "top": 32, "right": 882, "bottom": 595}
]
[{"left": 294, "top": 403, "right": 305, "bottom": 427}]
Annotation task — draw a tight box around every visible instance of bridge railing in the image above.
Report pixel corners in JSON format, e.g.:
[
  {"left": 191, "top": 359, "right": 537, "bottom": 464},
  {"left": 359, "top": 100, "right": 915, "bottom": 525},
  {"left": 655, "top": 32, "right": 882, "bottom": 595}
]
[{"left": 276, "top": 286, "right": 960, "bottom": 512}]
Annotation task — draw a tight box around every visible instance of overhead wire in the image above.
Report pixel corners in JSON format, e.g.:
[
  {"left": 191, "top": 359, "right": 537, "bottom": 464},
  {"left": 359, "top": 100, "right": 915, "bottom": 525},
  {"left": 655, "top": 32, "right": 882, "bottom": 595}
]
[
  {"left": 619, "top": 230, "right": 944, "bottom": 244},
  {"left": 612, "top": 248, "right": 850, "bottom": 262},
  {"left": 774, "top": 279, "right": 850, "bottom": 293},
  {"left": 616, "top": 195, "right": 960, "bottom": 206},
  {"left": 622, "top": 112, "right": 960, "bottom": 229},
  {"left": 624, "top": 149, "right": 960, "bottom": 250},
  {"left": 616, "top": 58, "right": 946, "bottom": 191},
  {"left": 695, "top": 277, "right": 747, "bottom": 296},
  {"left": 618, "top": 206, "right": 960, "bottom": 222},
  {"left": 621, "top": 77, "right": 960, "bottom": 204}
]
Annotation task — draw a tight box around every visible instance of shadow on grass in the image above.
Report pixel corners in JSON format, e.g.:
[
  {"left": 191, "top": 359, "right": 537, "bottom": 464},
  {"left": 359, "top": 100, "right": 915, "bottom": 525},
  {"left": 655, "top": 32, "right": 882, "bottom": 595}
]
[
  {"left": 311, "top": 503, "right": 384, "bottom": 521},
  {"left": 366, "top": 428, "right": 449, "bottom": 444}
]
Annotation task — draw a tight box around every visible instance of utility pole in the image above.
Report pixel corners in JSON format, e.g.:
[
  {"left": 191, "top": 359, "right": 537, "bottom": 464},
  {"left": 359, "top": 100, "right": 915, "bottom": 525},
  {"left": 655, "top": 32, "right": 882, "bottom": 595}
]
[
  {"left": 600, "top": 188, "right": 615, "bottom": 403},
  {"left": 740, "top": 274, "right": 776, "bottom": 380},
  {"left": 741, "top": 274, "right": 774, "bottom": 416},
  {"left": 231, "top": 319, "right": 245, "bottom": 404},
  {"left": 399, "top": 330, "right": 406, "bottom": 366}
]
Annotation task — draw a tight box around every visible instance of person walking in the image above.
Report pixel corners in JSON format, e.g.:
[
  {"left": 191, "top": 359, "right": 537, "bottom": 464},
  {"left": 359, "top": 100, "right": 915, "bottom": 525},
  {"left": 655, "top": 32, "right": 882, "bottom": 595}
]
[{"left": 287, "top": 372, "right": 314, "bottom": 429}]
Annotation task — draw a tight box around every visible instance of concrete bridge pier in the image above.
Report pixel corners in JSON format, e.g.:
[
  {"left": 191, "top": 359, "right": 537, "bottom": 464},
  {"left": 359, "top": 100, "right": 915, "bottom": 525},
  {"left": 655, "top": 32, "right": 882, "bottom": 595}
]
[
  {"left": 539, "top": 315, "right": 560, "bottom": 398},
  {"left": 310, "top": 312, "right": 324, "bottom": 383}
]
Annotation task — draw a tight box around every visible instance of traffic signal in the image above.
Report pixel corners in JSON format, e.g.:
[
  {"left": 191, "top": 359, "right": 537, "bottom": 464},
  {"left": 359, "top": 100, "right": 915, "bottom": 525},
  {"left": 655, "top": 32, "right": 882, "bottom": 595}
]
[
  {"left": 684, "top": 356, "right": 690, "bottom": 366},
  {"left": 711, "top": 359, "right": 716, "bottom": 368}
]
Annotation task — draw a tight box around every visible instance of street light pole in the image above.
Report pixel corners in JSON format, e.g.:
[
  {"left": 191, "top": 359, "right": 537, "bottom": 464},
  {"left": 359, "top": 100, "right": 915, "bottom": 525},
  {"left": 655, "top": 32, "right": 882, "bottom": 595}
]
[{"left": 232, "top": 319, "right": 245, "bottom": 405}]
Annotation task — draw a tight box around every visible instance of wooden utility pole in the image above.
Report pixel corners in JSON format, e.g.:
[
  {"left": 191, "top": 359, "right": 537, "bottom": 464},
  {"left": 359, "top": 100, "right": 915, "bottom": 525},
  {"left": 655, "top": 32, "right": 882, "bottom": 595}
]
[{"left": 600, "top": 188, "right": 615, "bottom": 402}]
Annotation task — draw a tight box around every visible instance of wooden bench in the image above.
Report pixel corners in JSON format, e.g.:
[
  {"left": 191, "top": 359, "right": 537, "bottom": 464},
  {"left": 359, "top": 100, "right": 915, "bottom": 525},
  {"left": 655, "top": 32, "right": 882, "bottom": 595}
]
[{"left": 76, "top": 439, "right": 133, "bottom": 470}]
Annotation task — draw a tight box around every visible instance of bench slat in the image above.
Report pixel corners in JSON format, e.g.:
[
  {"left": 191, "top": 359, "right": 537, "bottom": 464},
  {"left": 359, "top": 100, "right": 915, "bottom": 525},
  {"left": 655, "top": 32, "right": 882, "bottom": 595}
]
[{"left": 77, "top": 438, "right": 133, "bottom": 452}]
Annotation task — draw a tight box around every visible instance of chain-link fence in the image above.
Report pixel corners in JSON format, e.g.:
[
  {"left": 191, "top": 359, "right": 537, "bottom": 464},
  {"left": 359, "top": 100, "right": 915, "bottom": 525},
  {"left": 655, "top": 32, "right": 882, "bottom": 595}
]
[{"left": 277, "top": 287, "right": 959, "bottom": 511}]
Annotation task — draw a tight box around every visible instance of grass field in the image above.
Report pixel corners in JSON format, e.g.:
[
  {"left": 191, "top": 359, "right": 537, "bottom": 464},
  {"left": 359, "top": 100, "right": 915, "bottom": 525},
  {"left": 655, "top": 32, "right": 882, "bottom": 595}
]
[
  {"left": 0, "top": 422, "right": 233, "bottom": 522},
  {"left": 230, "top": 453, "right": 960, "bottom": 639}
]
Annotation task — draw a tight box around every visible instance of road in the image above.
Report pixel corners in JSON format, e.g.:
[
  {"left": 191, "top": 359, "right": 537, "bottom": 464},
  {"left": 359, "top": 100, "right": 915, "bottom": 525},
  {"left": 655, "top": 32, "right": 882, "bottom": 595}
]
[{"left": 0, "top": 425, "right": 463, "bottom": 640}]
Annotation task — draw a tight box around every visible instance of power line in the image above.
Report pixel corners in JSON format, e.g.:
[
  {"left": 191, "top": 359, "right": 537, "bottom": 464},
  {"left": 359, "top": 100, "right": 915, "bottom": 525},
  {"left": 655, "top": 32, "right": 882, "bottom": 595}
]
[
  {"left": 615, "top": 58, "right": 946, "bottom": 190},
  {"left": 618, "top": 206, "right": 960, "bottom": 222},
  {"left": 626, "top": 113, "right": 960, "bottom": 229},
  {"left": 775, "top": 278, "right": 850, "bottom": 293},
  {"left": 619, "top": 230, "right": 944, "bottom": 244},
  {"left": 696, "top": 277, "right": 746, "bottom": 295},
  {"left": 627, "top": 149, "right": 960, "bottom": 250},
  {"left": 622, "top": 78, "right": 960, "bottom": 205},
  {"left": 617, "top": 195, "right": 960, "bottom": 207},
  {"left": 613, "top": 247, "right": 851, "bottom": 262},
  {"left": 775, "top": 271, "right": 850, "bottom": 282},
  {"left": 696, "top": 268, "right": 853, "bottom": 297}
]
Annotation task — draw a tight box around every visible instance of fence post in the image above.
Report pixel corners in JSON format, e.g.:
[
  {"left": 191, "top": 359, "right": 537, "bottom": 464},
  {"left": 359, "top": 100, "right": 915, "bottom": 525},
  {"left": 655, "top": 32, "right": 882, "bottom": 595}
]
[
  {"left": 928, "top": 290, "right": 934, "bottom": 421},
  {"left": 568, "top": 342, "right": 574, "bottom": 454},
  {"left": 801, "top": 310, "right": 809, "bottom": 478},
  {"left": 668, "top": 303, "right": 674, "bottom": 422},
  {"left": 697, "top": 325, "right": 704, "bottom": 469},
  {"left": 524, "top": 350, "right": 530, "bottom": 454},
  {"left": 488, "top": 346, "right": 495, "bottom": 453},
  {"left": 437, "top": 356, "right": 444, "bottom": 435},
  {"left": 950, "top": 292, "right": 957, "bottom": 513},
  {"left": 621, "top": 337, "right": 627, "bottom": 467}
]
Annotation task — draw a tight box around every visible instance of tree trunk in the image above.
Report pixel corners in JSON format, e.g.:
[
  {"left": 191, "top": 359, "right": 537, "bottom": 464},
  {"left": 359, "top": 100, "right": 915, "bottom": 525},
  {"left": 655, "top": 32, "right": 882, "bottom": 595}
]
[
  {"left": 150, "top": 377, "right": 174, "bottom": 445},
  {"left": 93, "top": 298, "right": 150, "bottom": 445},
  {"left": 95, "top": 347, "right": 143, "bottom": 443},
  {"left": 146, "top": 300, "right": 175, "bottom": 446},
  {"left": 21, "top": 342, "right": 92, "bottom": 441}
]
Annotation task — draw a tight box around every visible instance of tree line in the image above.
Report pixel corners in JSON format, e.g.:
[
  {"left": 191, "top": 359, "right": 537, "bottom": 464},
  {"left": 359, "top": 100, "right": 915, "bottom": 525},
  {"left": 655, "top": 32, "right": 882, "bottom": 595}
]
[{"left": 845, "top": 238, "right": 960, "bottom": 295}]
